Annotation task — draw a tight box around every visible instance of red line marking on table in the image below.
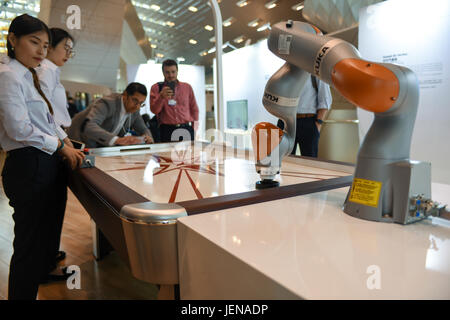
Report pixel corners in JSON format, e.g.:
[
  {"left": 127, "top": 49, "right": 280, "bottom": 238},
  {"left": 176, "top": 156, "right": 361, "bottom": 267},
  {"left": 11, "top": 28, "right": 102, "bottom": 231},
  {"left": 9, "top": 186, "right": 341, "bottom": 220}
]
[
  {"left": 169, "top": 170, "right": 183, "bottom": 203},
  {"left": 184, "top": 170, "right": 204, "bottom": 199},
  {"left": 105, "top": 166, "right": 147, "bottom": 172},
  {"left": 153, "top": 164, "right": 171, "bottom": 175}
]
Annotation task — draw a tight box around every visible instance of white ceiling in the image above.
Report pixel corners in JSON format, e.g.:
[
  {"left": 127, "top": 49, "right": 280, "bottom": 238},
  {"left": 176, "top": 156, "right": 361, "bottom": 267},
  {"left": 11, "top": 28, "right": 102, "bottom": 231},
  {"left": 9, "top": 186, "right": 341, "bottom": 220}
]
[{"left": 132, "top": 0, "right": 308, "bottom": 65}]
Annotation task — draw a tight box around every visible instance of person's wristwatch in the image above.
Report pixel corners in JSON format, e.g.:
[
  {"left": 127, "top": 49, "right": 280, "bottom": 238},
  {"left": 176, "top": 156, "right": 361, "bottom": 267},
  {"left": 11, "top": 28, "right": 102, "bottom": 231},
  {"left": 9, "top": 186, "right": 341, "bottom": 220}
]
[{"left": 316, "top": 118, "right": 323, "bottom": 125}]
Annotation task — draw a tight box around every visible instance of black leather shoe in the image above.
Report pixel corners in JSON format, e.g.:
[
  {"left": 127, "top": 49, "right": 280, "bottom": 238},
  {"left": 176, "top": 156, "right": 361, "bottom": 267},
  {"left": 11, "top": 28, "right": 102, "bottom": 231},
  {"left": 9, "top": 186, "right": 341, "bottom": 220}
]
[
  {"left": 55, "top": 250, "right": 66, "bottom": 263},
  {"left": 40, "top": 267, "right": 75, "bottom": 284}
]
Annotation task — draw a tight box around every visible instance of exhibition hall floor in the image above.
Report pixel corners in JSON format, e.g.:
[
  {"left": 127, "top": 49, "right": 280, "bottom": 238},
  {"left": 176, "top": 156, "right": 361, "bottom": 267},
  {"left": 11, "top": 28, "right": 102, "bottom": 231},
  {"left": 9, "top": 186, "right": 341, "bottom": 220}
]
[{"left": 0, "top": 185, "right": 158, "bottom": 300}]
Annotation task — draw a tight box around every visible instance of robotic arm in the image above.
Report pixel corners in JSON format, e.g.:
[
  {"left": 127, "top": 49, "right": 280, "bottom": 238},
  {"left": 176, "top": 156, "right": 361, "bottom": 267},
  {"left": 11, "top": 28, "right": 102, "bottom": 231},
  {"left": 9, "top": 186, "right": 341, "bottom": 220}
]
[{"left": 253, "top": 20, "right": 441, "bottom": 224}]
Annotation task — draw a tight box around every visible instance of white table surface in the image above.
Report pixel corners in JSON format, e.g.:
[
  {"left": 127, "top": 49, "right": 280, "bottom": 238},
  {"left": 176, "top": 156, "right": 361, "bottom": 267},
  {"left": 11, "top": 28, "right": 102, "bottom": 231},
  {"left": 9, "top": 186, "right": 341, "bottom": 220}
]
[{"left": 178, "top": 183, "right": 450, "bottom": 299}]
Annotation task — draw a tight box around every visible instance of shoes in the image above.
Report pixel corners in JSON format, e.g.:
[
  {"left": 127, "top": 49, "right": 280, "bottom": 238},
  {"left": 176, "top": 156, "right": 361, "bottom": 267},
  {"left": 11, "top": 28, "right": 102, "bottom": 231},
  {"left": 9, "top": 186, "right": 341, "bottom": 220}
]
[
  {"left": 40, "top": 267, "right": 75, "bottom": 284},
  {"left": 55, "top": 250, "right": 66, "bottom": 263}
]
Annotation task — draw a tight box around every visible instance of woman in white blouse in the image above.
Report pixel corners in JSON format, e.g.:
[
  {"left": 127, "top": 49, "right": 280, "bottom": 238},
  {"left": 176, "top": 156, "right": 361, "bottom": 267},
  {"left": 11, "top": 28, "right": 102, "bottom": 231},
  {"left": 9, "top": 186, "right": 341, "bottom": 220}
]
[
  {"left": 38, "top": 28, "right": 74, "bottom": 129},
  {"left": 37, "top": 28, "right": 76, "bottom": 275},
  {"left": 0, "top": 14, "right": 85, "bottom": 300}
]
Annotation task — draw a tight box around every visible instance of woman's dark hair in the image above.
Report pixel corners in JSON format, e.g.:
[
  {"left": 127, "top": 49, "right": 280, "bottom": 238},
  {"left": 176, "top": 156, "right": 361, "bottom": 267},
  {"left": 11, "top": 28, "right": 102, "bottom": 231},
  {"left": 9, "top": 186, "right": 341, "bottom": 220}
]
[
  {"left": 49, "top": 28, "right": 74, "bottom": 48},
  {"left": 162, "top": 59, "right": 178, "bottom": 71},
  {"left": 125, "top": 82, "right": 148, "bottom": 96},
  {"left": 7, "top": 14, "right": 51, "bottom": 59}
]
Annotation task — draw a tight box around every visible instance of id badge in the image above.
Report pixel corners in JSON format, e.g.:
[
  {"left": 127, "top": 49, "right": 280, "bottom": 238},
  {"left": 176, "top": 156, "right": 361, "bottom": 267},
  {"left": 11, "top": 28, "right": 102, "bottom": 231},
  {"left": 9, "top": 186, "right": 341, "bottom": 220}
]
[
  {"left": 47, "top": 112, "right": 54, "bottom": 124},
  {"left": 168, "top": 99, "right": 176, "bottom": 106}
]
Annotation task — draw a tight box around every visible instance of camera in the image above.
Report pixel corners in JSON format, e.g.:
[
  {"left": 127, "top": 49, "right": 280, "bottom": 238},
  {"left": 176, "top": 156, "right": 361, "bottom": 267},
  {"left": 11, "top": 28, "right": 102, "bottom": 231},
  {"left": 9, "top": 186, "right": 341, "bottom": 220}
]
[
  {"left": 167, "top": 81, "right": 176, "bottom": 92},
  {"left": 167, "top": 81, "right": 176, "bottom": 106}
]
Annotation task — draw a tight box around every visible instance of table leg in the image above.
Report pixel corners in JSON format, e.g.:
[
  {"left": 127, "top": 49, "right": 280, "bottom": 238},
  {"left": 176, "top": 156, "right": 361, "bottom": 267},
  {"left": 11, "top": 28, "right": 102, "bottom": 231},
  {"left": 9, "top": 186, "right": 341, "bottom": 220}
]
[
  {"left": 157, "top": 284, "right": 180, "bottom": 300},
  {"left": 91, "top": 219, "right": 112, "bottom": 260}
]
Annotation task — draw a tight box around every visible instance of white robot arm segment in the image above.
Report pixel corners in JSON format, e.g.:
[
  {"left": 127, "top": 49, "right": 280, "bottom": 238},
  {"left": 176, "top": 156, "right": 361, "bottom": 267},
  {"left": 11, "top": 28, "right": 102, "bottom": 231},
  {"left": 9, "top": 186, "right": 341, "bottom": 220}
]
[{"left": 253, "top": 20, "right": 428, "bottom": 224}]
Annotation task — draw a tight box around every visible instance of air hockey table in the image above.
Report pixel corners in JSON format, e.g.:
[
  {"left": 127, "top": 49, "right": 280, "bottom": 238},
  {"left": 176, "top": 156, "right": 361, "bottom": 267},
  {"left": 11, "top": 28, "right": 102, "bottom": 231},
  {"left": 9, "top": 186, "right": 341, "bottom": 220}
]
[{"left": 68, "top": 141, "right": 354, "bottom": 298}]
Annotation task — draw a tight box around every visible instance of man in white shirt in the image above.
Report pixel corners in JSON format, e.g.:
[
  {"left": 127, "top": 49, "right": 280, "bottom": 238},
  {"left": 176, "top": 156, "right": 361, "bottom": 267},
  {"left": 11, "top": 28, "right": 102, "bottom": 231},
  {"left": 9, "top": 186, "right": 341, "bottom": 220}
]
[
  {"left": 67, "top": 82, "right": 153, "bottom": 148},
  {"left": 279, "top": 75, "right": 332, "bottom": 157}
]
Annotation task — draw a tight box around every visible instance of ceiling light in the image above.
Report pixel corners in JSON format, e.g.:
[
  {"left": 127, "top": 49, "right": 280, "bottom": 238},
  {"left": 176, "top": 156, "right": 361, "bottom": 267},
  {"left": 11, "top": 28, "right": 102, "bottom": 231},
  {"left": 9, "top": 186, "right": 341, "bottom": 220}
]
[
  {"left": 210, "top": 36, "right": 215, "bottom": 43},
  {"left": 265, "top": 0, "right": 277, "bottom": 9},
  {"left": 223, "top": 17, "right": 236, "bottom": 27},
  {"left": 177, "top": 57, "right": 185, "bottom": 62},
  {"left": 292, "top": 3, "right": 304, "bottom": 11},
  {"left": 207, "top": 0, "right": 222, "bottom": 5},
  {"left": 199, "top": 50, "right": 208, "bottom": 56},
  {"left": 189, "top": 39, "right": 198, "bottom": 45},
  {"left": 223, "top": 42, "right": 234, "bottom": 50},
  {"left": 204, "top": 25, "right": 213, "bottom": 31},
  {"left": 236, "top": 0, "right": 250, "bottom": 7},
  {"left": 150, "top": 4, "right": 160, "bottom": 11},
  {"left": 156, "top": 53, "right": 164, "bottom": 58},
  {"left": 166, "top": 21, "right": 175, "bottom": 27},
  {"left": 233, "top": 35, "right": 245, "bottom": 44},
  {"left": 188, "top": 6, "right": 198, "bottom": 12},
  {"left": 257, "top": 23, "right": 271, "bottom": 32},
  {"left": 248, "top": 18, "right": 261, "bottom": 28},
  {"left": 150, "top": 44, "right": 157, "bottom": 48},
  {"left": 208, "top": 47, "right": 216, "bottom": 54}
]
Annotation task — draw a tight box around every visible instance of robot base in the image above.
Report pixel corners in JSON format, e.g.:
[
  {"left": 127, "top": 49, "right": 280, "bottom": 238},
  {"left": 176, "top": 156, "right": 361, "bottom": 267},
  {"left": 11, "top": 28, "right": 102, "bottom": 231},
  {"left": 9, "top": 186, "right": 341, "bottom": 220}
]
[
  {"left": 256, "top": 179, "right": 280, "bottom": 189},
  {"left": 344, "top": 159, "right": 431, "bottom": 224}
]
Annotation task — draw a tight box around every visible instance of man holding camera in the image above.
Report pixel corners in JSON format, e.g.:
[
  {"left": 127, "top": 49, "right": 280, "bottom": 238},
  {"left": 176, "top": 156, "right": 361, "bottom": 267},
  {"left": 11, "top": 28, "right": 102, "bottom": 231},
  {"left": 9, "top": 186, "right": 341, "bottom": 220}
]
[{"left": 150, "top": 59, "right": 199, "bottom": 142}]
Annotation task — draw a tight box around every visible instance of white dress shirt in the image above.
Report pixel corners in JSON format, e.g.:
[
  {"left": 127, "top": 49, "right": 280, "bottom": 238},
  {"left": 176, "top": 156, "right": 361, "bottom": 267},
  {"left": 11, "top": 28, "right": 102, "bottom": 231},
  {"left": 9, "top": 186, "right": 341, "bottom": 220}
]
[
  {"left": 37, "top": 59, "right": 72, "bottom": 127},
  {"left": 297, "top": 76, "right": 332, "bottom": 114},
  {"left": 108, "top": 97, "right": 130, "bottom": 146},
  {"left": 0, "top": 58, "right": 67, "bottom": 154}
]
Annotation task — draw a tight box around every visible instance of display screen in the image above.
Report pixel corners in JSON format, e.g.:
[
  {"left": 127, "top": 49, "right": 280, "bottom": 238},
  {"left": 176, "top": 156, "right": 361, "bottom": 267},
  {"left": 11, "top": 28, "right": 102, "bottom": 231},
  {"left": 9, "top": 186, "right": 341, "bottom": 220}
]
[{"left": 226, "top": 99, "right": 248, "bottom": 130}]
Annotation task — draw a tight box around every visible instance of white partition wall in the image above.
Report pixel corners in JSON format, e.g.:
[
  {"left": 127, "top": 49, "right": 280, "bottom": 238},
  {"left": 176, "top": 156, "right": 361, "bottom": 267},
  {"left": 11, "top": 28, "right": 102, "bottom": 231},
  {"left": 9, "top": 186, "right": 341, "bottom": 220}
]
[
  {"left": 217, "top": 40, "right": 285, "bottom": 149},
  {"left": 358, "top": 0, "right": 450, "bottom": 183},
  {"left": 127, "top": 63, "right": 206, "bottom": 138}
]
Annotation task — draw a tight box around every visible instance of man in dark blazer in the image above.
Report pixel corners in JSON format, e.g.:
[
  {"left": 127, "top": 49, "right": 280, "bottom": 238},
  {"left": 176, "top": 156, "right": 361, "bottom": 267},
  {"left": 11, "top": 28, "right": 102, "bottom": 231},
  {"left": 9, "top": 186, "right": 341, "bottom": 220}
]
[{"left": 68, "top": 82, "right": 153, "bottom": 148}]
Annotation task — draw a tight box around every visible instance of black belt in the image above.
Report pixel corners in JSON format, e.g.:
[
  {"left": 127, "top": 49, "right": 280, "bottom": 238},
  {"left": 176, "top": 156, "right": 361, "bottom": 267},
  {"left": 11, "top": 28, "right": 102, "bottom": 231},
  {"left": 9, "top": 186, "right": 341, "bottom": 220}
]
[
  {"left": 297, "top": 113, "right": 316, "bottom": 119},
  {"left": 161, "top": 122, "right": 193, "bottom": 128}
]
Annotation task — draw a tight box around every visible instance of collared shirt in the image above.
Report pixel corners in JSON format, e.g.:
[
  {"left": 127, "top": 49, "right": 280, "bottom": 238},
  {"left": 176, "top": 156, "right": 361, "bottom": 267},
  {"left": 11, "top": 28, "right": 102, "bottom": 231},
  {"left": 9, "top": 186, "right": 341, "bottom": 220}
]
[
  {"left": 297, "top": 76, "right": 332, "bottom": 114},
  {"left": 37, "top": 58, "right": 72, "bottom": 127},
  {"left": 108, "top": 97, "right": 130, "bottom": 146},
  {"left": 0, "top": 58, "right": 64, "bottom": 154},
  {"left": 150, "top": 81, "right": 199, "bottom": 125}
]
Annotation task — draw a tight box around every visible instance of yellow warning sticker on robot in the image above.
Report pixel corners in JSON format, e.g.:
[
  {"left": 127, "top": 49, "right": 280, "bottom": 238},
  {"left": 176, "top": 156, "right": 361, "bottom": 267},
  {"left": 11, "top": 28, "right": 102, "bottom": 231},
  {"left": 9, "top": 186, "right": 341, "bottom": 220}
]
[{"left": 348, "top": 178, "right": 382, "bottom": 208}]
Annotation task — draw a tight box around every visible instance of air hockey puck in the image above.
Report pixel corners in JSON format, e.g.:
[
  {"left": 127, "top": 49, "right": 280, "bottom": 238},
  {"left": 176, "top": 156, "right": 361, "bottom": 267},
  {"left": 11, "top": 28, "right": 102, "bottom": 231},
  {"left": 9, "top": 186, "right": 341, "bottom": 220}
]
[{"left": 255, "top": 179, "right": 280, "bottom": 189}]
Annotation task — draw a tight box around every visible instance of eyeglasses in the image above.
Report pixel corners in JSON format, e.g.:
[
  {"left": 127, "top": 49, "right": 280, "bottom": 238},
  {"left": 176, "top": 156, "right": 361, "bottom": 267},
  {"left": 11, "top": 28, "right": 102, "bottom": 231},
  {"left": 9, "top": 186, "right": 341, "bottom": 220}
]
[
  {"left": 64, "top": 45, "right": 76, "bottom": 58},
  {"left": 130, "top": 97, "right": 146, "bottom": 107}
]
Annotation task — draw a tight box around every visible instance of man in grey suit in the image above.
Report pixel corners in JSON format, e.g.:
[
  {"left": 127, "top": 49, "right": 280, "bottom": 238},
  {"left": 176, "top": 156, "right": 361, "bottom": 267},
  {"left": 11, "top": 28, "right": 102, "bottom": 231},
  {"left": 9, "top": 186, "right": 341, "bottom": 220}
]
[{"left": 68, "top": 82, "right": 153, "bottom": 148}]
